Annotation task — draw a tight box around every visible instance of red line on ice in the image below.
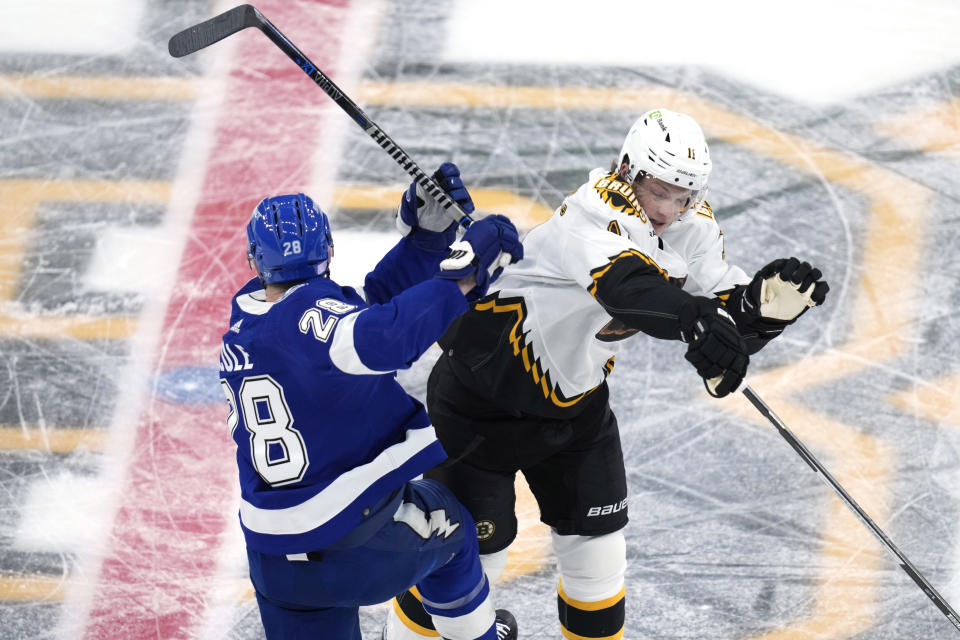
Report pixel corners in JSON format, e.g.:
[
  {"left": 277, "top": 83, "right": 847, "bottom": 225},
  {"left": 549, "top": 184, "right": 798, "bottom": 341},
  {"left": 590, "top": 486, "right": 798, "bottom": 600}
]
[{"left": 82, "top": 2, "right": 350, "bottom": 638}]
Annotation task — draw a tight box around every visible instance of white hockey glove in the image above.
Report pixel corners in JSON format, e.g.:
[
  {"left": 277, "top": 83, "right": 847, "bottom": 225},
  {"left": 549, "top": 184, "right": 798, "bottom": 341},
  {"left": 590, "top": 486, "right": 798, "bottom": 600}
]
[
  {"left": 724, "top": 257, "right": 829, "bottom": 345},
  {"left": 436, "top": 215, "right": 523, "bottom": 301},
  {"left": 751, "top": 257, "right": 829, "bottom": 320},
  {"left": 397, "top": 162, "right": 473, "bottom": 252}
]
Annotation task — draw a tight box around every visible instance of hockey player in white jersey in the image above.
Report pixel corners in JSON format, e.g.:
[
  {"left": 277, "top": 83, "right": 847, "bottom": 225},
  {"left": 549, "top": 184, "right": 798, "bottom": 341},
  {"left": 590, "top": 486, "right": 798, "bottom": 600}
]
[
  {"left": 387, "top": 109, "right": 829, "bottom": 639},
  {"left": 219, "top": 164, "right": 523, "bottom": 640}
]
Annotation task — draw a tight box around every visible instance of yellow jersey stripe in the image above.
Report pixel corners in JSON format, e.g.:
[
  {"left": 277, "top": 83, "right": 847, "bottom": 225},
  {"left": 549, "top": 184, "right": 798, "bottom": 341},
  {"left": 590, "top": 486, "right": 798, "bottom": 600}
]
[{"left": 558, "top": 581, "right": 626, "bottom": 611}]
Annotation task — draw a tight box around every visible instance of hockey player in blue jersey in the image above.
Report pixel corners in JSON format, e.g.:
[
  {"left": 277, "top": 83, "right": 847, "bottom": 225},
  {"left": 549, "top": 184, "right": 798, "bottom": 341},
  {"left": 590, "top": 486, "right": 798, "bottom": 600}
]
[{"left": 218, "top": 163, "right": 522, "bottom": 640}]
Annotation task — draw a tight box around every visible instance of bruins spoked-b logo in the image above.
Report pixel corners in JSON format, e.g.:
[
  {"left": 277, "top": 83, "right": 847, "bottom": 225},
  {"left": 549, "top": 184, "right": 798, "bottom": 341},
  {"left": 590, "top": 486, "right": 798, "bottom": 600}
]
[{"left": 476, "top": 519, "right": 496, "bottom": 541}]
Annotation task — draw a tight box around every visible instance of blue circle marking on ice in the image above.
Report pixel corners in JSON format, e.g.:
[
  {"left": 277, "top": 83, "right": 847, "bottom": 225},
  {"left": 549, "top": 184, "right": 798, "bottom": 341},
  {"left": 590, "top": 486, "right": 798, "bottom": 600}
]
[{"left": 154, "top": 366, "right": 222, "bottom": 404}]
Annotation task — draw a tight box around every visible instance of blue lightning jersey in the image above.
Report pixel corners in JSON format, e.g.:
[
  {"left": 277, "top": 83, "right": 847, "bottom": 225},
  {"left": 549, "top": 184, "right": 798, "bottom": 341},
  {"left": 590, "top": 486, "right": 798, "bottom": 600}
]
[{"left": 219, "top": 238, "right": 468, "bottom": 554}]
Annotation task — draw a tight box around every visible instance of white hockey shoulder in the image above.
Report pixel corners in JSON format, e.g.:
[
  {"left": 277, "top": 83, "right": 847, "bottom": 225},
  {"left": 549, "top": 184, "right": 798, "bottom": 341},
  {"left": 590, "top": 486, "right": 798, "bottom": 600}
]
[
  {"left": 681, "top": 201, "right": 722, "bottom": 237},
  {"left": 664, "top": 201, "right": 724, "bottom": 256},
  {"left": 662, "top": 203, "right": 750, "bottom": 295},
  {"left": 560, "top": 170, "right": 654, "bottom": 241}
]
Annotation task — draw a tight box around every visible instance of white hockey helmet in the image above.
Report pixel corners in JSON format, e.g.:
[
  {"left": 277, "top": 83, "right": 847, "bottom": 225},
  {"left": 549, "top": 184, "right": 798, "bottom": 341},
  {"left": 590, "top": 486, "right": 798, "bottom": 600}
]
[{"left": 617, "top": 108, "right": 712, "bottom": 210}]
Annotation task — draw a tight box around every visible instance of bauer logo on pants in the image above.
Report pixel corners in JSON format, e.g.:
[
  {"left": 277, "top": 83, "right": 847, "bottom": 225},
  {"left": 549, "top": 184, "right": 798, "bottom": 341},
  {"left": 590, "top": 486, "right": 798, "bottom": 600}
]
[{"left": 586, "top": 498, "right": 627, "bottom": 517}]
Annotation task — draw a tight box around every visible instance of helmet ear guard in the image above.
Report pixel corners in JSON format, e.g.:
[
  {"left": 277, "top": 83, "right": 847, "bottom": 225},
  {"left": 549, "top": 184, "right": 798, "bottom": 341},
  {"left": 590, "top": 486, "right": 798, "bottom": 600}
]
[{"left": 246, "top": 193, "right": 333, "bottom": 284}]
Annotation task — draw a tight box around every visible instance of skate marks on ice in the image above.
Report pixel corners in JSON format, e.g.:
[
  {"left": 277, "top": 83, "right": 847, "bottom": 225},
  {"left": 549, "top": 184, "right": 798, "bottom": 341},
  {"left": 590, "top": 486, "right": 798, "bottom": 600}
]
[{"left": 3, "top": 1, "right": 960, "bottom": 639}]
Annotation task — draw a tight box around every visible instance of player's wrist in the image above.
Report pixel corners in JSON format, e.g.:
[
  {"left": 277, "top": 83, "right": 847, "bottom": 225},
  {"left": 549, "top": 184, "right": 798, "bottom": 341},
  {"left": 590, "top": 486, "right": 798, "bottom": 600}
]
[
  {"left": 456, "top": 275, "right": 477, "bottom": 295},
  {"left": 406, "top": 226, "right": 458, "bottom": 254}
]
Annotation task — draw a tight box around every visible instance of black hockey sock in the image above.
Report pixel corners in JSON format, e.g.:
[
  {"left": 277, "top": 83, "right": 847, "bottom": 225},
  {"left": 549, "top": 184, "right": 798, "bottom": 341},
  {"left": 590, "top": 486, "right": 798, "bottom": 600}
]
[
  {"left": 393, "top": 588, "right": 438, "bottom": 636},
  {"left": 557, "top": 583, "right": 625, "bottom": 640}
]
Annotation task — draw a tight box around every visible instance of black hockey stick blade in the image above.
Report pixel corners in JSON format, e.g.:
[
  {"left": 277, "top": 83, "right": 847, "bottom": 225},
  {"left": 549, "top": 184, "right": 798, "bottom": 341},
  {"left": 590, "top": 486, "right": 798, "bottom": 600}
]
[{"left": 168, "top": 4, "right": 259, "bottom": 58}]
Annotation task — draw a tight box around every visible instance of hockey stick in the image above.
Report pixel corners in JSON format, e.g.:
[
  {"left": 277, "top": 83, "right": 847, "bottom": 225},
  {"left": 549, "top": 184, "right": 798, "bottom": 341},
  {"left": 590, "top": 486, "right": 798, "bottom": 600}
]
[
  {"left": 168, "top": 4, "right": 473, "bottom": 227},
  {"left": 742, "top": 384, "right": 960, "bottom": 633}
]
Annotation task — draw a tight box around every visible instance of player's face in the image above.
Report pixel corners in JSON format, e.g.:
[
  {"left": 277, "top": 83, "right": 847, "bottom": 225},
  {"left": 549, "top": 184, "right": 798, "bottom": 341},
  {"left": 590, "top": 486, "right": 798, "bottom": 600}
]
[{"left": 633, "top": 176, "right": 693, "bottom": 235}]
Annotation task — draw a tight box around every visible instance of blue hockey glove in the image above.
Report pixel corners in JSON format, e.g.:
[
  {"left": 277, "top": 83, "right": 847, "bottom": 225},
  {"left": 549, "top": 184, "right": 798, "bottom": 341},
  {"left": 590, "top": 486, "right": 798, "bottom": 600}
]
[
  {"left": 436, "top": 214, "right": 523, "bottom": 300},
  {"left": 397, "top": 162, "right": 474, "bottom": 253}
]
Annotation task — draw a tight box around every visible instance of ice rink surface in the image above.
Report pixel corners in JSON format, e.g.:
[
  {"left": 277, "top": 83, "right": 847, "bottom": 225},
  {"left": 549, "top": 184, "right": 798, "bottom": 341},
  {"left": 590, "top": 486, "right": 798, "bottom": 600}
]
[{"left": 2, "top": 0, "right": 960, "bottom": 638}]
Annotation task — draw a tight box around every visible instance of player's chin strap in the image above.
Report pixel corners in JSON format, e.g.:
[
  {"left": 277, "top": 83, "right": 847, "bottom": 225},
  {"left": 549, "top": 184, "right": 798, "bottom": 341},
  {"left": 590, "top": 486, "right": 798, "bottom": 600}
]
[{"left": 736, "top": 381, "right": 960, "bottom": 633}]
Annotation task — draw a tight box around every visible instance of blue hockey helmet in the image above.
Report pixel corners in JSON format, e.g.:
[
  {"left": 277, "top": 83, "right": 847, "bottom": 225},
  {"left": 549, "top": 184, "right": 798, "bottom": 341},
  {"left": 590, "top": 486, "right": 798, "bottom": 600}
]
[{"left": 247, "top": 193, "right": 333, "bottom": 284}]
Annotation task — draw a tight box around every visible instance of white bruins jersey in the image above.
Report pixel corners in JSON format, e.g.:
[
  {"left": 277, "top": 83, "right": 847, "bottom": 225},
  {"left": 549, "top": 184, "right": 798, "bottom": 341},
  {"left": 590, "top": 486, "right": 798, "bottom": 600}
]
[{"left": 467, "top": 168, "right": 749, "bottom": 410}]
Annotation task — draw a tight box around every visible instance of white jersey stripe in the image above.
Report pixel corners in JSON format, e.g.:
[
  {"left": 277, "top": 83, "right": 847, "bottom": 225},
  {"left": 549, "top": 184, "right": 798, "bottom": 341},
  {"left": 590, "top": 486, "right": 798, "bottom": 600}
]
[
  {"left": 328, "top": 310, "right": 395, "bottom": 375},
  {"left": 430, "top": 592, "right": 496, "bottom": 640},
  {"left": 239, "top": 425, "right": 438, "bottom": 535},
  {"left": 420, "top": 574, "right": 487, "bottom": 610},
  {"left": 393, "top": 503, "right": 461, "bottom": 541}
]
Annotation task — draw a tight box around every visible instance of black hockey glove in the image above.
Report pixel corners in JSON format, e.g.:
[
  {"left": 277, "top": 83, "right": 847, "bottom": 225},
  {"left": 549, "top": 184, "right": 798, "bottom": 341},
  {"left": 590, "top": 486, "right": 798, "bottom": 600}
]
[
  {"left": 436, "top": 214, "right": 523, "bottom": 300},
  {"left": 397, "top": 162, "right": 473, "bottom": 253},
  {"left": 725, "top": 257, "right": 829, "bottom": 345},
  {"left": 679, "top": 297, "right": 749, "bottom": 398}
]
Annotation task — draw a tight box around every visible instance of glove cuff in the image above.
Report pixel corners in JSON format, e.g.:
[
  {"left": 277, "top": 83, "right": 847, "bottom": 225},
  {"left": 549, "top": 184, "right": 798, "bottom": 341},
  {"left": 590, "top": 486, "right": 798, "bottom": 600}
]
[
  {"left": 721, "top": 285, "right": 788, "bottom": 351},
  {"left": 678, "top": 296, "right": 722, "bottom": 343},
  {"left": 719, "top": 285, "right": 758, "bottom": 325},
  {"left": 407, "top": 227, "right": 458, "bottom": 254},
  {"left": 396, "top": 203, "right": 414, "bottom": 237}
]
